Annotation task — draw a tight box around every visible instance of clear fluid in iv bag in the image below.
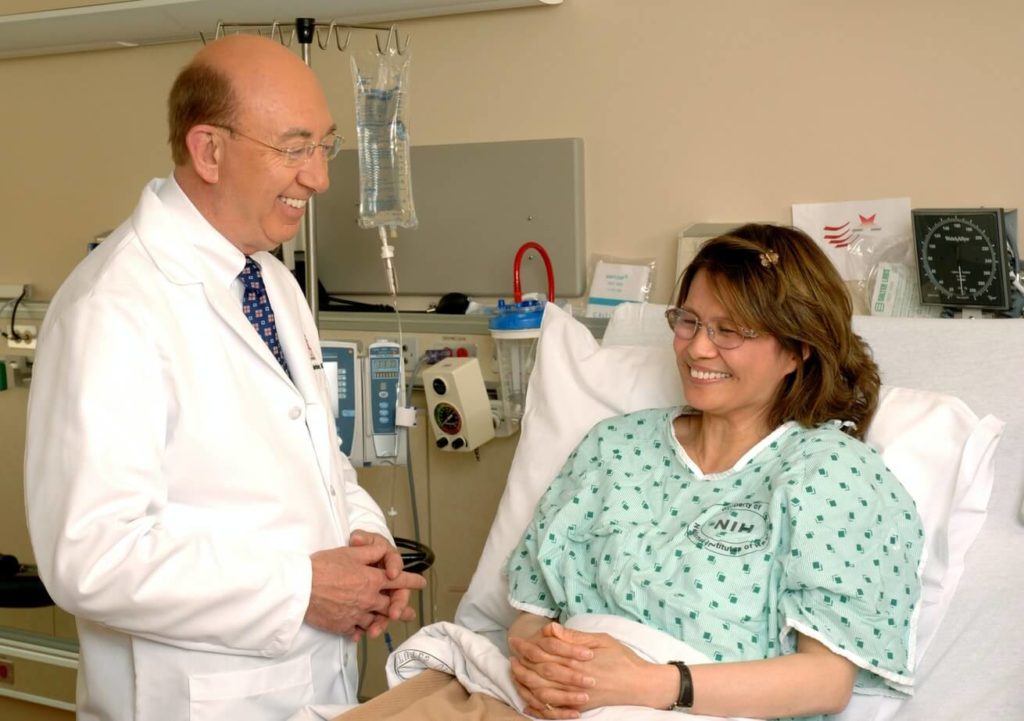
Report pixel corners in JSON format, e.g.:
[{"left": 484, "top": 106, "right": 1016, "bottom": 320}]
[{"left": 354, "top": 86, "right": 417, "bottom": 229}]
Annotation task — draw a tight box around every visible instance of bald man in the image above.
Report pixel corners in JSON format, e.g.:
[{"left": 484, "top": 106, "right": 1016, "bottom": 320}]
[{"left": 25, "top": 35, "right": 424, "bottom": 721}]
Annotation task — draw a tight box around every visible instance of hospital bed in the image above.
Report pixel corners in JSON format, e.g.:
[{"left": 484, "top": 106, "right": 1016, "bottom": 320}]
[{"left": 351, "top": 303, "right": 1024, "bottom": 720}]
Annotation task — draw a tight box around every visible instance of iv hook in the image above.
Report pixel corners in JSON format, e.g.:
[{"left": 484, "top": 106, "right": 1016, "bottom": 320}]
[
  {"left": 316, "top": 21, "right": 352, "bottom": 51},
  {"left": 376, "top": 26, "right": 410, "bottom": 55}
]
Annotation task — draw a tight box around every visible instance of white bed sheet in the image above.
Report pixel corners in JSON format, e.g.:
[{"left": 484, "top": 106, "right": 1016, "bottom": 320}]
[{"left": 387, "top": 614, "right": 755, "bottom": 721}]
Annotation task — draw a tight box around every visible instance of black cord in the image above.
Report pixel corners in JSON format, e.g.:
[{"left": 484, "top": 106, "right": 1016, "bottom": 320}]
[
  {"left": 2, "top": 288, "right": 26, "bottom": 341},
  {"left": 325, "top": 295, "right": 397, "bottom": 313},
  {"left": 357, "top": 634, "right": 368, "bottom": 701},
  {"left": 404, "top": 431, "right": 427, "bottom": 625}
]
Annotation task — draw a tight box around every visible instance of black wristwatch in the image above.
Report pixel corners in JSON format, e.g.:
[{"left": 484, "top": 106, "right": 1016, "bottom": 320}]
[{"left": 667, "top": 660, "right": 694, "bottom": 709}]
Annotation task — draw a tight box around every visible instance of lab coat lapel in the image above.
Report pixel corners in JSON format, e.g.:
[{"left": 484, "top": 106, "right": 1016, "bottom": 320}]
[
  {"left": 259, "top": 263, "right": 338, "bottom": 490},
  {"left": 204, "top": 277, "right": 294, "bottom": 386},
  {"left": 267, "top": 276, "right": 318, "bottom": 401},
  {"left": 131, "top": 181, "right": 293, "bottom": 386}
]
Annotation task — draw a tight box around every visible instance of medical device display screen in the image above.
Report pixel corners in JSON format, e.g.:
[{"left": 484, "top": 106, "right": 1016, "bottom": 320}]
[
  {"left": 321, "top": 343, "right": 359, "bottom": 458},
  {"left": 372, "top": 358, "right": 401, "bottom": 377},
  {"left": 367, "top": 342, "right": 402, "bottom": 458}
]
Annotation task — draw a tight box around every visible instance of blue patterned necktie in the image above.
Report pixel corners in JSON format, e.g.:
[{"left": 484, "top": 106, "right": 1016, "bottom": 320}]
[{"left": 239, "top": 257, "right": 290, "bottom": 376}]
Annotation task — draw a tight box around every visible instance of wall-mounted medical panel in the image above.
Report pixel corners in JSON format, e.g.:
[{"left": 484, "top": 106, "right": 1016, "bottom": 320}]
[{"left": 315, "top": 137, "right": 586, "bottom": 298}]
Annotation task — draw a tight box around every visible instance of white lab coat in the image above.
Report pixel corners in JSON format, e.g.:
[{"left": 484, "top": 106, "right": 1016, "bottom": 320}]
[{"left": 24, "top": 177, "right": 391, "bottom": 721}]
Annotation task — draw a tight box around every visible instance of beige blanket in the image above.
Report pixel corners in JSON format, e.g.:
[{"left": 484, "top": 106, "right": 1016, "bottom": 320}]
[{"left": 332, "top": 669, "right": 529, "bottom": 721}]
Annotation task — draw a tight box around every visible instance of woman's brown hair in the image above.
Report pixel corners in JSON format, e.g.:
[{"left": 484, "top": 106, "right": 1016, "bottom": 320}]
[{"left": 675, "top": 223, "right": 880, "bottom": 438}]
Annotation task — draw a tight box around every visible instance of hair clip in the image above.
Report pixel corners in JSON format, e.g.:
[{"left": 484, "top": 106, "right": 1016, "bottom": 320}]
[{"left": 760, "top": 250, "right": 779, "bottom": 268}]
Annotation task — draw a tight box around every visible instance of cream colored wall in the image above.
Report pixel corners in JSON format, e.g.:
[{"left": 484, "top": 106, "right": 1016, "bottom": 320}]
[
  {"left": 6, "top": 0, "right": 1024, "bottom": 300},
  {"left": 3, "top": 0, "right": 1024, "bottom": 713}
]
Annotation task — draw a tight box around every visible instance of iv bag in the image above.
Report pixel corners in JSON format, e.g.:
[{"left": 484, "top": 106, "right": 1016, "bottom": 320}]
[{"left": 351, "top": 48, "right": 417, "bottom": 229}]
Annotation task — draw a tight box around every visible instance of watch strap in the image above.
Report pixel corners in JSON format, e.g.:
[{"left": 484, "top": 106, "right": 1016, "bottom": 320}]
[{"left": 667, "top": 660, "right": 694, "bottom": 709}]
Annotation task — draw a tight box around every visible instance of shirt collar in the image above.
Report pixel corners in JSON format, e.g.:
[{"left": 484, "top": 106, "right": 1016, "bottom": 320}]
[{"left": 160, "top": 172, "right": 247, "bottom": 288}]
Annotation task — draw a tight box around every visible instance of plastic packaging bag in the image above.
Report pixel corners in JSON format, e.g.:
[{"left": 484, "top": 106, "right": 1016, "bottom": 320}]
[
  {"left": 350, "top": 46, "right": 417, "bottom": 229},
  {"left": 584, "top": 255, "right": 656, "bottom": 318},
  {"left": 862, "top": 234, "right": 939, "bottom": 318}
]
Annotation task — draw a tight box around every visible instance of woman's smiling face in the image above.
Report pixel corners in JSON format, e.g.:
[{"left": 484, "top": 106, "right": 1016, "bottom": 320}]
[{"left": 675, "top": 270, "right": 799, "bottom": 430}]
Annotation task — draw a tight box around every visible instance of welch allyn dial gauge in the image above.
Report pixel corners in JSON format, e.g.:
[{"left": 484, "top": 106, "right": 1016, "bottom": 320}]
[
  {"left": 911, "top": 208, "right": 1016, "bottom": 310},
  {"left": 432, "top": 401, "right": 463, "bottom": 435}
]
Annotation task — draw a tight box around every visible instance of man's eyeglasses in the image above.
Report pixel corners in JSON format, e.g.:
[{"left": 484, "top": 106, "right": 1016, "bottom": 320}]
[
  {"left": 213, "top": 124, "right": 343, "bottom": 166},
  {"left": 664, "top": 307, "right": 759, "bottom": 350}
]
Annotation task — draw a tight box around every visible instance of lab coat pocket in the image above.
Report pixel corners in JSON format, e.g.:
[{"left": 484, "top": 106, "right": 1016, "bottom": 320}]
[{"left": 188, "top": 655, "right": 314, "bottom": 721}]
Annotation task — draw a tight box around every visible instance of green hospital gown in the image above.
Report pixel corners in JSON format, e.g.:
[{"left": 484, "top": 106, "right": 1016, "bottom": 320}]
[{"left": 507, "top": 407, "right": 924, "bottom": 716}]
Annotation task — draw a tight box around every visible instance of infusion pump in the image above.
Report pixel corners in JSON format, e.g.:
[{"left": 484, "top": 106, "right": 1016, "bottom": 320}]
[{"left": 321, "top": 339, "right": 408, "bottom": 466}]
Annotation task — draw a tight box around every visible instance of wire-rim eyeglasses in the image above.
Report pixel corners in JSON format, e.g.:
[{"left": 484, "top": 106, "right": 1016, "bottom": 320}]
[
  {"left": 664, "top": 306, "right": 759, "bottom": 350},
  {"left": 211, "top": 124, "right": 343, "bottom": 166}
]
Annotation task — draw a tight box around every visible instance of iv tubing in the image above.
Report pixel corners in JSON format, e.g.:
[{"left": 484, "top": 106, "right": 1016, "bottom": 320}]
[
  {"left": 379, "top": 226, "right": 399, "bottom": 299},
  {"left": 379, "top": 225, "right": 406, "bottom": 406},
  {"left": 513, "top": 241, "right": 555, "bottom": 303}
]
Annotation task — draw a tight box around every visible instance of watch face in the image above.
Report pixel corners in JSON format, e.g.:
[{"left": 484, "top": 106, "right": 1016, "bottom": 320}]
[{"left": 913, "top": 210, "right": 1011, "bottom": 309}]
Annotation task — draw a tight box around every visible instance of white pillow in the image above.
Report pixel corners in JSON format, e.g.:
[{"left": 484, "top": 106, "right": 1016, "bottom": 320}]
[{"left": 455, "top": 304, "right": 1003, "bottom": 695}]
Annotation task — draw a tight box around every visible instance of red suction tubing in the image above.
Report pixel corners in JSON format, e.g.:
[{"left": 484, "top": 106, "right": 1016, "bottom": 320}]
[{"left": 513, "top": 241, "right": 555, "bottom": 303}]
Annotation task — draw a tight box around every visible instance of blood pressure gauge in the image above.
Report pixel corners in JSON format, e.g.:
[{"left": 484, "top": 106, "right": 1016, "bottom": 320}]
[
  {"left": 911, "top": 208, "right": 1016, "bottom": 310},
  {"left": 432, "top": 401, "right": 463, "bottom": 435}
]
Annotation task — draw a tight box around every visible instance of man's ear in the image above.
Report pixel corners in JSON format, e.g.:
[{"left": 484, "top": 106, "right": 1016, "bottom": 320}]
[{"left": 185, "top": 125, "right": 222, "bottom": 183}]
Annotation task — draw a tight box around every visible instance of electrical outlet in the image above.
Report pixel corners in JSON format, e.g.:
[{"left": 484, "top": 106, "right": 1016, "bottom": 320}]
[
  {"left": 0, "top": 284, "right": 28, "bottom": 300},
  {"left": 371, "top": 336, "right": 420, "bottom": 376},
  {"left": 424, "top": 342, "right": 478, "bottom": 361},
  {"left": 6, "top": 358, "right": 32, "bottom": 387},
  {"left": 6, "top": 324, "right": 37, "bottom": 350},
  {"left": 400, "top": 337, "right": 419, "bottom": 371}
]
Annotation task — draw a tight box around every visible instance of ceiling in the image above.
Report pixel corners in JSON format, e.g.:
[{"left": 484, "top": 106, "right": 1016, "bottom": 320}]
[{"left": 0, "top": 0, "right": 559, "bottom": 60}]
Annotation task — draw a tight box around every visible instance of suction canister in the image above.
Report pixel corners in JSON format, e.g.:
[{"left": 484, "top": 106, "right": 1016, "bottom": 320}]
[{"left": 489, "top": 299, "right": 544, "bottom": 436}]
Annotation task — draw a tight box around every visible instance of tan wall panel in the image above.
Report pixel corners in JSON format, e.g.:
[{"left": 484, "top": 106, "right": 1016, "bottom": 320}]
[
  {"left": 0, "top": 648, "right": 76, "bottom": 712},
  {"left": 426, "top": 432, "right": 517, "bottom": 623},
  {"left": 0, "top": 378, "right": 31, "bottom": 560},
  {"left": 0, "top": 607, "right": 53, "bottom": 636},
  {"left": 52, "top": 610, "right": 76, "bottom": 643},
  {"left": 0, "top": 696, "right": 74, "bottom": 721}
]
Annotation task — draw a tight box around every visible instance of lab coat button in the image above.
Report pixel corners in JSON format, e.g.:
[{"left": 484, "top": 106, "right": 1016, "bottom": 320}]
[
  {"left": 330, "top": 487, "right": 337, "bottom": 496},
  {"left": 288, "top": 406, "right": 302, "bottom": 420}
]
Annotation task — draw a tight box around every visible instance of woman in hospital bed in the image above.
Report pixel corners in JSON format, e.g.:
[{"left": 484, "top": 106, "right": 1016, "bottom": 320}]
[{"left": 504, "top": 225, "right": 924, "bottom": 720}]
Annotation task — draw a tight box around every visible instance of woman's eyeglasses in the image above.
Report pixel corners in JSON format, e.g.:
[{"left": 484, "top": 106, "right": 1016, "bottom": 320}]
[{"left": 664, "top": 306, "right": 759, "bottom": 350}]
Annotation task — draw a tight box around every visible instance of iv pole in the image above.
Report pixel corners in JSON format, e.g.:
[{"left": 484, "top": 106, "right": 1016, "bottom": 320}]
[
  {"left": 205, "top": 18, "right": 407, "bottom": 325},
  {"left": 202, "top": 17, "right": 323, "bottom": 322},
  {"left": 294, "top": 18, "right": 319, "bottom": 324}
]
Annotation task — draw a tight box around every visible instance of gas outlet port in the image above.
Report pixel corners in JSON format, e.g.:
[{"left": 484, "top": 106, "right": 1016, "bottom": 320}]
[{"left": 6, "top": 324, "right": 37, "bottom": 350}]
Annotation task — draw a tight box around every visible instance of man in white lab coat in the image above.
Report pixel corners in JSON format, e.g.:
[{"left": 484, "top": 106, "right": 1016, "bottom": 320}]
[{"left": 24, "top": 34, "right": 425, "bottom": 721}]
